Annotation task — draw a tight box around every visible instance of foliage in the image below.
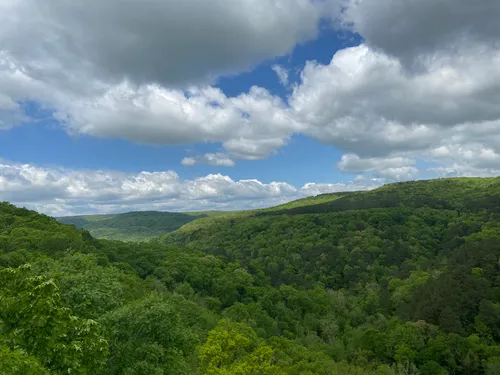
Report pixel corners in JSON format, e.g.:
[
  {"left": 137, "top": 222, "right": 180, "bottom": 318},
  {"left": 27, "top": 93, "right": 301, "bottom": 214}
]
[
  {"left": 198, "top": 319, "right": 283, "bottom": 375},
  {"left": 99, "top": 294, "right": 199, "bottom": 375},
  {"left": 0, "top": 264, "right": 108, "bottom": 374},
  {"left": 1, "top": 177, "right": 500, "bottom": 373},
  {"left": 57, "top": 211, "right": 206, "bottom": 241},
  {"left": 0, "top": 345, "right": 49, "bottom": 375}
]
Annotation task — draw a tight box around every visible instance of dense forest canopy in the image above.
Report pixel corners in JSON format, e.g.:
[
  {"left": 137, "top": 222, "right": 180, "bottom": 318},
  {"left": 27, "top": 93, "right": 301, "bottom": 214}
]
[{"left": 1, "top": 177, "right": 500, "bottom": 374}]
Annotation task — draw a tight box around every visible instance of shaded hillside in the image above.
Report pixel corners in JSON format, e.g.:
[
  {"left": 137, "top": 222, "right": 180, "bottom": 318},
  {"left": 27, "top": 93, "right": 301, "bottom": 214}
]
[
  {"left": 58, "top": 210, "right": 207, "bottom": 241},
  {"left": 0, "top": 202, "right": 99, "bottom": 264},
  {"left": 165, "top": 177, "right": 500, "bottom": 245},
  {"left": 173, "top": 191, "right": 353, "bottom": 233},
  {"left": 255, "top": 177, "right": 500, "bottom": 216}
]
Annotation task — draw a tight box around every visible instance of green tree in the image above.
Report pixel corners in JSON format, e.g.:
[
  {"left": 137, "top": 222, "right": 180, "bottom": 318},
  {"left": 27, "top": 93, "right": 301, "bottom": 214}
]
[
  {"left": 0, "top": 264, "right": 108, "bottom": 375},
  {"left": 100, "top": 294, "right": 198, "bottom": 375},
  {"left": 198, "top": 319, "right": 284, "bottom": 375},
  {"left": 0, "top": 345, "right": 49, "bottom": 375}
]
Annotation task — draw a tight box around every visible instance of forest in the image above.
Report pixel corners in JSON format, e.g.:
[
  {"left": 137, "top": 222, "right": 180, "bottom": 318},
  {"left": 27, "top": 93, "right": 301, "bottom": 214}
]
[
  {"left": 1, "top": 177, "right": 500, "bottom": 374},
  {"left": 57, "top": 211, "right": 207, "bottom": 241}
]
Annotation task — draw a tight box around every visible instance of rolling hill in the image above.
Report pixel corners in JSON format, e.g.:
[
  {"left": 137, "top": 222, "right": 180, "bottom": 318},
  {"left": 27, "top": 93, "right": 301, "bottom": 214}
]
[
  {"left": 57, "top": 210, "right": 207, "bottom": 241},
  {"left": 3, "top": 177, "right": 500, "bottom": 374},
  {"left": 56, "top": 191, "right": 353, "bottom": 241}
]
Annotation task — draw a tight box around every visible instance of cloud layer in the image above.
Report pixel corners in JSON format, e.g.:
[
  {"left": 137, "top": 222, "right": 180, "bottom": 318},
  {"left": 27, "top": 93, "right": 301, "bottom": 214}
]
[
  {"left": 0, "top": 162, "right": 377, "bottom": 216},
  {"left": 2, "top": 0, "right": 321, "bottom": 87},
  {"left": 1, "top": 0, "right": 500, "bottom": 210},
  {"left": 341, "top": 0, "right": 500, "bottom": 68}
]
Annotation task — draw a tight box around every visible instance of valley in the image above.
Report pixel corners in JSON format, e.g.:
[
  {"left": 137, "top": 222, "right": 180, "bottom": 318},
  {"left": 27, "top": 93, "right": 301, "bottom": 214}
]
[
  {"left": 57, "top": 210, "right": 208, "bottom": 241},
  {"left": 1, "top": 177, "right": 500, "bottom": 374}
]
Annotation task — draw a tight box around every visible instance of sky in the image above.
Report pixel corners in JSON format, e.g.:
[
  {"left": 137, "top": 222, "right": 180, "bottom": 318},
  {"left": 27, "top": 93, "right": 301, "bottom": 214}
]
[{"left": 1, "top": 0, "right": 500, "bottom": 216}]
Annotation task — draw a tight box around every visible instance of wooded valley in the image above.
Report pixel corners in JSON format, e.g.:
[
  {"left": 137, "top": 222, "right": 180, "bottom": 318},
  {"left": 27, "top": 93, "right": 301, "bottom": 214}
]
[{"left": 1, "top": 177, "right": 500, "bottom": 374}]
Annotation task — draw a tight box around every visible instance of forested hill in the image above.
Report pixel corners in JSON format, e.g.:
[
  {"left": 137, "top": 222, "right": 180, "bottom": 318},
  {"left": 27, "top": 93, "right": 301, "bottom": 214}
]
[
  {"left": 55, "top": 191, "right": 352, "bottom": 241},
  {"left": 256, "top": 178, "right": 500, "bottom": 216},
  {"left": 2, "top": 177, "right": 500, "bottom": 374},
  {"left": 57, "top": 210, "right": 207, "bottom": 241},
  {"left": 161, "top": 177, "right": 500, "bottom": 373}
]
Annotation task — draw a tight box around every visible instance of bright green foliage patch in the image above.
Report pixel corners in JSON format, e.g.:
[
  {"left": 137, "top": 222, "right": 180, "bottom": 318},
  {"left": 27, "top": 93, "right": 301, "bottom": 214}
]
[{"left": 0, "top": 265, "right": 108, "bottom": 374}]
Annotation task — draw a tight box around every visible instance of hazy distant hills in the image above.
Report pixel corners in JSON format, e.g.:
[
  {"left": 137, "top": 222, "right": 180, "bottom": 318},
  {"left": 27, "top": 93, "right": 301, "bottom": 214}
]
[
  {"left": 57, "top": 210, "right": 207, "bottom": 241},
  {"left": 57, "top": 177, "right": 500, "bottom": 243},
  {"left": 56, "top": 192, "right": 354, "bottom": 241}
]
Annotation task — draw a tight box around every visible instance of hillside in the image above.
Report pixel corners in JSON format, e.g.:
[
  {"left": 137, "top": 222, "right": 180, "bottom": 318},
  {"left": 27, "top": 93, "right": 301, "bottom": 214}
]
[
  {"left": 2, "top": 177, "right": 500, "bottom": 374},
  {"left": 256, "top": 178, "right": 500, "bottom": 216},
  {"left": 56, "top": 192, "right": 352, "bottom": 241},
  {"left": 171, "top": 191, "right": 354, "bottom": 234},
  {"left": 57, "top": 210, "right": 207, "bottom": 241}
]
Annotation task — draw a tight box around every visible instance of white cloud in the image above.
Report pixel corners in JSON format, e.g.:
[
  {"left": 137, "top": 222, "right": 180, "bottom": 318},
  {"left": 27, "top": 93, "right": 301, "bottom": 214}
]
[
  {"left": 337, "top": 154, "right": 414, "bottom": 173},
  {"left": 0, "top": 161, "right": 375, "bottom": 216},
  {"left": 1, "top": 0, "right": 322, "bottom": 87},
  {"left": 286, "top": 42, "right": 500, "bottom": 178},
  {"left": 425, "top": 143, "right": 500, "bottom": 178},
  {"left": 300, "top": 181, "right": 378, "bottom": 196},
  {"left": 337, "top": 154, "right": 418, "bottom": 181},
  {"left": 0, "top": 0, "right": 318, "bottom": 160},
  {"left": 60, "top": 84, "right": 300, "bottom": 160},
  {"left": 0, "top": 55, "right": 300, "bottom": 159},
  {"left": 180, "top": 157, "right": 197, "bottom": 167},
  {"left": 428, "top": 165, "right": 500, "bottom": 179},
  {"left": 272, "top": 64, "right": 289, "bottom": 86},
  {"left": 291, "top": 44, "right": 500, "bottom": 154},
  {"left": 182, "top": 153, "right": 235, "bottom": 167},
  {"left": 429, "top": 144, "right": 500, "bottom": 170}
]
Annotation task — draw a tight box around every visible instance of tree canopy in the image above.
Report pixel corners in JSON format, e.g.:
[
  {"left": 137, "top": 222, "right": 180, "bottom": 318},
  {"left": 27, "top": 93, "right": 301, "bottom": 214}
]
[{"left": 1, "top": 177, "right": 500, "bottom": 374}]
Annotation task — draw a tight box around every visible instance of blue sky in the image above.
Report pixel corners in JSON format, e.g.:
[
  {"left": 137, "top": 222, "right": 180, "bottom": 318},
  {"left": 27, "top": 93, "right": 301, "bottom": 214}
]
[
  {"left": 0, "top": 123, "right": 355, "bottom": 187},
  {"left": 1, "top": 0, "right": 499, "bottom": 215}
]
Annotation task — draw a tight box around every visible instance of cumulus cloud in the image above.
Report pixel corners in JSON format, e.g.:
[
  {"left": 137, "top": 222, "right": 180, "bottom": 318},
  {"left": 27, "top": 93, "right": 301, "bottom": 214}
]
[
  {"left": 0, "top": 0, "right": 318, "bottom": 160},
  {"left": 425, "top": 143, "right": 500, "bottom": 179},
  {"left": 181, "top": 153, "right": 235, "bottom": 167},
  {"left": 0, "top": 55, "right": 300, "bottom": 159},
  {"left": 0, "top": 162, "right": 375, "bottom": 216},
  {"left": 340, "top": 0, "right": 500, "bottom": 68},
  {"left": 291, "top": 45, "right": 500, "bottom": 153},
  {"left": 300, "top": 181, "right": 378, "bottom": 196},
  {"left": 286, "top": 41, "right": 500, "bottom": 177},
  {"left": 1, "top": 0, "right": 322, "bottom": 87},
  {"left": 180, "top": 158, "right": 197, "bottom": 167},
  {"left": 429, "top": 144, "right": 500, "bottom": 170}
]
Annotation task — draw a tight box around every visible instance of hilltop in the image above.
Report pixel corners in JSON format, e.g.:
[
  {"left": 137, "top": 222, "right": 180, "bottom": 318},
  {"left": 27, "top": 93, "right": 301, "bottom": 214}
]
[{"left": 164, "top": 177, "right": 500, "bottom": 236}]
